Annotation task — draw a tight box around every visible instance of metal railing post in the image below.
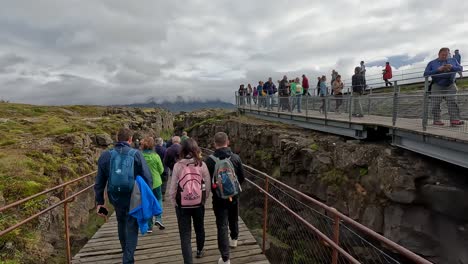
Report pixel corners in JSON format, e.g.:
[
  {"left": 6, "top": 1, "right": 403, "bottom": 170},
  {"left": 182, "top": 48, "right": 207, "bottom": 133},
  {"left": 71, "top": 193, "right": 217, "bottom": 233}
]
[
  {"left": 348, "top": 90, "right": 353, "bottom": 122},
  {"left": 305, "top": 96, "right": 309, "bottom": 117},
  {"left": 331, "top": 208, "right": 340, "bottom": 264},
  {"left": 262, "top": 177, "right": 269, "bottom": 254},
  {"left": 324, "top": 96, "right": 328, "bottom": 120},
  {"left": 392, "top": 80, "right": 399, "bottom": 127},
  {"left": 422, "top": 77, "right": 429, "bottom": 131},
  {"left": 63, "top": 186, "right": 72, "bottom": 264}
]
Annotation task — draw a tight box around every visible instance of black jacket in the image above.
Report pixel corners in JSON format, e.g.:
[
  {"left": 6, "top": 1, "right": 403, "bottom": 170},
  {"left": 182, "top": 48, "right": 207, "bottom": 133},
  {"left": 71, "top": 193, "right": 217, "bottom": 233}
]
[
  {"left": 205, "top": 147, "right": 245, "bottom": 204},
  {"left": 163, "top": 143, "right": 181, "bottom": 170},
  {"left": 352, "top": 74, "right": 366, "bottom": 94}
]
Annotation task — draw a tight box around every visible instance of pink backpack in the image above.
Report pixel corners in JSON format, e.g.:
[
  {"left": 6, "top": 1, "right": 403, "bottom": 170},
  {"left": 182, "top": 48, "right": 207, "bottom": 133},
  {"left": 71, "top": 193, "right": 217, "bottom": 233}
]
[{"left": 176, "top": 163, "right": 206, "bottom": 208}]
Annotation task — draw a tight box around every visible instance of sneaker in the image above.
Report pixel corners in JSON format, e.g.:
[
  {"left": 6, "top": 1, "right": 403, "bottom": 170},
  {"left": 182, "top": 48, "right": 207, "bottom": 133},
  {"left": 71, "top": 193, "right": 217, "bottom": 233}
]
[
  {"left": 196, "top": 248, "right": 205, "bottom": 258},
  {"left": 229, "top": 238, "right": 238, "bottom": 248},
  {"left": 433, "top": 121, "right": 444, "bottom": 126},
  {"left": 155, "top": 220, "right": 165, "bottom": 230},
  {"left": 357, "top": 114, "right": 364, "bottom": 118},
  {"left": 218, "top": 257, "right": 230, "bottom": 264},
  {"left": 147, "top": 229, "right": 153, "bottom": 234},
  {"left": 450, "top": 120, "right": 465, "bottom": 126}
]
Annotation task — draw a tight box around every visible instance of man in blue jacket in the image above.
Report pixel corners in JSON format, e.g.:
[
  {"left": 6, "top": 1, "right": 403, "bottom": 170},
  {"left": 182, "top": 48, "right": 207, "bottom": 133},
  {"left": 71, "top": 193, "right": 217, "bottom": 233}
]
[
  {"left": 94, "top": 128, "right": 153, "bottom": 264},
  {"left": 263, "top": 77, "right": 276, "bottom": 111},
  {"left": 454, "top": 49, "right": 462, "bottom": 78},
  {"left": 424, "top": 47, "right": 464, "bottom": 126}
]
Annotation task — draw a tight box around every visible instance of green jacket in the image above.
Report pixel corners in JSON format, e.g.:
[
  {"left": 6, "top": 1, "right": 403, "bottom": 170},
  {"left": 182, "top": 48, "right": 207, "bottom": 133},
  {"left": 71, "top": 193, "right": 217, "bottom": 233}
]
[
  {"left": 142, "top": 150, "right": 164, "bottom": 189},
  {"left": 291, "top": 83, "right": 303, "bottom": 96},
  {"left": 181, "top": 135, "right": 189, "bottom": 142}
]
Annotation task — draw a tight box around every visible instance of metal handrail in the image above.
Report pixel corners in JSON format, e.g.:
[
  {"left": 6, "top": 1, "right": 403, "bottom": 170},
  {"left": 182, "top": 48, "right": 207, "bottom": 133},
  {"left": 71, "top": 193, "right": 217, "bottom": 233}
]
[
  {"left": 201, "top": 148, "right": 431, "bottom": 263},
  {"left": 0, "top": 170, "right": 97, "bottom": 264}
]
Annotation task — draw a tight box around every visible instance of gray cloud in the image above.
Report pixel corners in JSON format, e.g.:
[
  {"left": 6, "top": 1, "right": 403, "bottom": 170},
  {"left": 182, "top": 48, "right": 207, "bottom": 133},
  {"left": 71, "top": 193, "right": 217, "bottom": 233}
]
[{"left": 0, "top": 0, "right": 467, "bottom": 105}]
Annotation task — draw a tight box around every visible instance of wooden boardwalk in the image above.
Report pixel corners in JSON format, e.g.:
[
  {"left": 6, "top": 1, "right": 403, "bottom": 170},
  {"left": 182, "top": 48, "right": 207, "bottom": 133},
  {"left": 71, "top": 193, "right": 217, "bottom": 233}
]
[{"left": 72, "top": 193, "right": 269, "bottom": 264}]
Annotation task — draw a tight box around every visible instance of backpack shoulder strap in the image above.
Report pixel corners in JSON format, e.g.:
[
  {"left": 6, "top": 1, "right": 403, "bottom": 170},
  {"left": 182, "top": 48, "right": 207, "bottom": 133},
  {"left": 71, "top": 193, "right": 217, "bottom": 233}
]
[
  {"left": 209, "top": 154, "right": 220, "bottom": 162},
  {"left": 128, "top": 148, "right": 138, "bottom": 157}
]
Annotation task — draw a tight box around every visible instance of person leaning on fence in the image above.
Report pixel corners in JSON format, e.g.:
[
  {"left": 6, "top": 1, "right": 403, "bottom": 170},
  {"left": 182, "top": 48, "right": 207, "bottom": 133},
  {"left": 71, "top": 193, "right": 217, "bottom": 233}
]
[
  {"left": 205, "top": 132, "right": 245, "bottom": 264},
  {"left": 424, "top": 47, "right": 464, "bottom": 126},
  {"left": 169, "top": 138, "right": 211, "bottom": 263},
  {"left": 352, "top": 67, "right": 365, "bottom": 117},
  {"left": 94, "top": 128, "right": 153, "bottom": 264},
  {"left": 332, "top": 75, "right": 344, "bottom": 114}
]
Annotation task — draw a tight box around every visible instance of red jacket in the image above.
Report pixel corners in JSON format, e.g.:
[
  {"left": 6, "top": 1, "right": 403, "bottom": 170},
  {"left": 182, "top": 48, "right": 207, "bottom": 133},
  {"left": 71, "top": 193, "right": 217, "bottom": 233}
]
[
  {"left": 383, "top": 65, "right": 392, "bottom": 80},
  {"left": 302, "top": 76, "right": 309, "bottom": 89}
]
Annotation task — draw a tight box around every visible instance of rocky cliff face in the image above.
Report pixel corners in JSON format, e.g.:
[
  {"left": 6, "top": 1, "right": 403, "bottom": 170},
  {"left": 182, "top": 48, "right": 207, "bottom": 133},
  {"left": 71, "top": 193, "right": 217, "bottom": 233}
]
[
  {"left": 0, "top": 105, "right": 173, "bottom": 263},
  {"left": 177, "top": 110, "right": 468, "bottom": 264}
]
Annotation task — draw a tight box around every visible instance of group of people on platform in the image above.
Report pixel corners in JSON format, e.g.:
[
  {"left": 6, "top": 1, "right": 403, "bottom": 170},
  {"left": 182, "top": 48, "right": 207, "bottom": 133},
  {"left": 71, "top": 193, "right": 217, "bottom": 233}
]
[
  {"left": 238, "top": 47, "right": 464, "bottom": 124},
  {"left": 95, "top": 128, "right": 244, "bottom": 264}
]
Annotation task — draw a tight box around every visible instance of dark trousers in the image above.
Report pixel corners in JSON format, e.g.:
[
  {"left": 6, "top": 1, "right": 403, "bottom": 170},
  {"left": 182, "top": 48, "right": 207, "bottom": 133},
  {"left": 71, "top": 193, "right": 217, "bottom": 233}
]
[
  {"left": 161, "top": 172, "right": 168, "bottom": 196},
  {"left": 384, "top": 79, "right": 392, "bottom": 86},
  {"left": 114, "top": 205, "right": 139, "bottom": 264},
  {"left": 213, "top": 199, "right": 239, "bottom": 261},
  {"left": 175, "top": 206, "right": 206, "bottom": 264}
]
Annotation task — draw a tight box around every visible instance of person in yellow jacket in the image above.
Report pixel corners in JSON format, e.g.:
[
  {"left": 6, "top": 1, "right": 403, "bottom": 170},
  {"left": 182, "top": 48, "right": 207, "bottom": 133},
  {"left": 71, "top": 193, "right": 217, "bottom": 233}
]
[{"left": 141, "top": 137, "right": 165, "bottom": 232}]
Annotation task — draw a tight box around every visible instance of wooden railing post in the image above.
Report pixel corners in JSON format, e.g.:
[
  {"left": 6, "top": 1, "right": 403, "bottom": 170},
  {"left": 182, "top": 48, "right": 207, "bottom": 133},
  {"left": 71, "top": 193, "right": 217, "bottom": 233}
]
[
  {"left": 331, "top": 208, "right": 340, "bottom": 264},
  {"left": 262, "top": 177, "right": 269, "bottom": 254},
  {"left": 63, "top": 186, "right": 72, "bottom": 264}
]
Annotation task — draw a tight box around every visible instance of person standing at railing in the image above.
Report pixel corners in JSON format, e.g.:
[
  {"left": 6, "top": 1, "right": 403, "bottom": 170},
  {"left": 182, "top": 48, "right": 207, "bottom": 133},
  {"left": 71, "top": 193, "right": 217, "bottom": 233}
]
[
  {"left": 454, "top": 49, "right": 463, "bottom": 78},
  {"left": 95, "top": 128, "right": 153, "bottom": 264},
  {"left": 360, "top": 61, "right": 366, "bottom": 82},
  {"left": 383, "top": 62, "right": 393, "bottom": 87},
  {"left": 318, "top": 75, "right": 328, "bottom": 113},
  {"left": 290, "top": 77, "right": 303, "bottom": 113},
  {"left": 302, "top": 74, "right": 310, "bottom": 96},
  {"left": 424, "top": 47, "right": 464, "bottom": 126},
  {"left": 140, "top": 137, "right": 165, "bottom": 232},
  {"left": 252, "top": 86, "right": 258, "bottom": 105},
  {"left": 316, "top": 76, "right": 321, "bottom": 96},
  {"left": 257, "top": 81, "right": 265, "bottom": 108},
  {"left": 263, "top": 77, "right": 275, "bottom": 111},
  {"left": 246, "top": 84, "right": 253, "bottom": 105},
  {"left": 332, "top": 75, "right": 344, "bottom": 114},
  {"left": 279, "top": 75, "right": 291, "bottom": 111},
  {"left": 238, "top": 84, "right": 245, "bottom": 106},
  {"left": 352, "top": 67, "right": 365, "bottom": 117},
  {"left": 205, "top": 132, "right": 245, "bottom": 264},
  {"left": 331, "top": 69, "right": 338, "bottom": 86}
]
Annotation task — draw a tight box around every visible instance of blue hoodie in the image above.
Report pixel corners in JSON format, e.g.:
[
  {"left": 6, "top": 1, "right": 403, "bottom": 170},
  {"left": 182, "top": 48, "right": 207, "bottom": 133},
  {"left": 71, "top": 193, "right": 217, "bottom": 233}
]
[{"left": 129, "top": 176, "right": 163, "bottom": 234}]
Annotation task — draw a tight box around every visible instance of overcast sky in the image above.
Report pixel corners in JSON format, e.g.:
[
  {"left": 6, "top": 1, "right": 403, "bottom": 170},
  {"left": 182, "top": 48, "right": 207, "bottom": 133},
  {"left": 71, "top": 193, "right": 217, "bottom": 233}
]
[{"left": 0, "top": 0, "right": 467, "bottom": 105}]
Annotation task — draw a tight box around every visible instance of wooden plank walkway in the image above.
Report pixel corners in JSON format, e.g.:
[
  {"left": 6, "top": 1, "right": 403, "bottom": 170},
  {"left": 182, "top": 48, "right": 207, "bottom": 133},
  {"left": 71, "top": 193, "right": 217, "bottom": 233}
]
[{"left": 73, "top": 192, "right": 269, "bottom": 264}]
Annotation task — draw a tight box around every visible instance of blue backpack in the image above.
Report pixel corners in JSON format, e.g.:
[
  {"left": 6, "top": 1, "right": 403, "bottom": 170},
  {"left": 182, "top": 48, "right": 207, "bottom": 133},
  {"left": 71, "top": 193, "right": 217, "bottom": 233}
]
[{"left": 108, "top": 148, "right": 138, "bottom": 193}]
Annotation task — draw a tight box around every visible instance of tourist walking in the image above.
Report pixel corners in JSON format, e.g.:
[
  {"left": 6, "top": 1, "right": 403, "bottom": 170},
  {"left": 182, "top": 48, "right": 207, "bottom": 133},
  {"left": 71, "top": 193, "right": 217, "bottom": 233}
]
[
  {"left": 454, "top": 49, "right": 463, "bottom": 78},
  {"left": 155, "top": 137, "right": 168, "bottom": 199},
  {"left": 383, "top": 62, "right": 393, "bottom": 87},
  {"left": 424, "top": 47, "right": 464, "bottom": 126},
  {"left": 205, "top": 132, "right": 245, "bottom": 264},
  {"left": 170, "top": 138, "right": 210, "bottom": 263},
  {"left": 94, "top": 128, "right": 153, "bottom": 264},
  {"left": 140, "top": 137, "right": 165, "bottom": 232}
]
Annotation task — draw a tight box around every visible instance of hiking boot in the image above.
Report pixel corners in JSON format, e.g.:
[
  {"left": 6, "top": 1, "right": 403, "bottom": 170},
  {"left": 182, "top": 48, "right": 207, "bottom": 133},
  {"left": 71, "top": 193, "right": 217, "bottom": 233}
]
[
  {"left": 196, "top": 248, "right": 205, "bottom": 258},
  {"left": 155, "top": 220, "right": 165, "bottom": 230},
  {"left": 218, "top": 257, "right": 230, "bottom": 264},
  {"left": 433, "top": 121, "right": 444, "bottom": 126},
  {"left": 450, "top": 120, "right": 465, "bottom": 126},
  {"left": 229, "top": 238, "right": 238, "bottom": 248}
]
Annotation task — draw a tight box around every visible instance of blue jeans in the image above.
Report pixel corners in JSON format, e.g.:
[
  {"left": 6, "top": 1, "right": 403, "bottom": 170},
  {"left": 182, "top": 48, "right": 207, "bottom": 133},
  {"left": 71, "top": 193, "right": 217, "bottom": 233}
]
[
  {"left": 291, "top": 94, "right": 302, "bottom": 112},
  {"left": 148, "top": 186, "right": 163, "bottom": 229},
  {"left": 267, "top": 94, "right": 273, "bottom": 110},
  {"left": 114, "top": 204, "right": 139, "bottom": 264}
]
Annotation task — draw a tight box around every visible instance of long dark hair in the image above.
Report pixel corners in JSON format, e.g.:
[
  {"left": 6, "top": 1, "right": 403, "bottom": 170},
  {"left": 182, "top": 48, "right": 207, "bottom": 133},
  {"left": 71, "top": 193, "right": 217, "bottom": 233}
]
[{"left": 179, "top": 138, "right": 202, "bottom": 166}]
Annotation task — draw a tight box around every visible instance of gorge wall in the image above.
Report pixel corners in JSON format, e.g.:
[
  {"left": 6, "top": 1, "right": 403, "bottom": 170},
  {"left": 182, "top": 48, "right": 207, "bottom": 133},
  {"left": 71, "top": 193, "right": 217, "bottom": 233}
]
[
  {"left": 176, "top": 110, "right": 468, "bottom": 264},
  {"left": 0, "top": 105, "right": 173, "bottom": 263}
]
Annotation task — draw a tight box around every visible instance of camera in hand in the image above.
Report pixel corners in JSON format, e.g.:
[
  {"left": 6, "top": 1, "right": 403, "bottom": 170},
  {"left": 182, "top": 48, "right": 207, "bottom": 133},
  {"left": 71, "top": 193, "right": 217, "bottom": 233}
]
[{"left": 98, "top": 207, "right": 109, "bottom": 216}]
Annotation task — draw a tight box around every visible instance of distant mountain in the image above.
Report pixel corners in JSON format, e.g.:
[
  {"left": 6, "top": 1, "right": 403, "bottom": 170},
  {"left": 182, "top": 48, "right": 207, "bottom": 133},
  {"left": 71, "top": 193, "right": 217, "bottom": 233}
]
[{"left": 123, "top": 99, "right": 235, "bottom": 112}]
